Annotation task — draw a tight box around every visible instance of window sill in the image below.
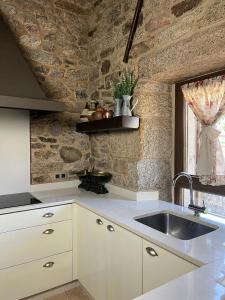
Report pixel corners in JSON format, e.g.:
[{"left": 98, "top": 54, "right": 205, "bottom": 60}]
[{"left": 201, "top": 213, "right": 225, "bottom": 225}]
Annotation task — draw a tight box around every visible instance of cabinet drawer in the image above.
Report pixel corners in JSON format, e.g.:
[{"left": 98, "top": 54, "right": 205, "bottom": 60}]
[
  {"left": 0, "top": 251, "right": 72, "bottom": 300},
  {"left": 0, "top": 204, "right": 72, "bottom": 233},
  {"left": 0, "top": 220, "right": 72, "bottom": 269}
]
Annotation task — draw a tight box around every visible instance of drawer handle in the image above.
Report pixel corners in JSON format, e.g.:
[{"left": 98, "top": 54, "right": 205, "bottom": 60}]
[
  {"left": 42, "top": 212, "right": 54, "bottom": 218},
  {"left": 107, "top": 225, "right": 115, "bottom": 232},
  {"left": 43, "top": 229, "right": 54, "bottom": 235},
  {"left": 43, "top": 261, "right": 54, "bottom": 268},
  {"left": 96, "top": 218, "right": 103, "bottom": 225},
  {"left": 146, "top": 247, "right": 158, "bottom": 257}
]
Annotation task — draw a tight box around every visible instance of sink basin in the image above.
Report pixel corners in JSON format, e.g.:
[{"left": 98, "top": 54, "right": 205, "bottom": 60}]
[{"left": 135, "top": 211, "right": 218, "bottom": 240}]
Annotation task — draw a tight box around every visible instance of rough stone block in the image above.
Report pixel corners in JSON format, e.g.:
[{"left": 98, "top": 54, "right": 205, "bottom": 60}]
[
  {"left": 171, "top": 0, "right": 202, "bottom": 17},
  {"left": 109, "top": 131, "right": 140, "bottom": 160},
  {"left": 39, "top": 136, "right": 57, "bottom": 143},
  {"left": 130, "top": 42, "right": 150, "bottom": 59},
  {"left": 137, "top": 159, "right": 172, "bottom": 192},
  {"left": 136, "top": 92, "right": 172, "bottom": 119},
  {"left": 197, "top": 0, "right": 225, "bottom": 28},
  {"left": 100, "top": 47, "right": 114, "bottom": 58},
  {"left": 34, "top": 150, "right": 57, "bottom": 160},
  {"left": 140, "top": 117, "right": 172, "bottom": 160},
  {"left": 113, "top": 158, "right": 128, "bottom": 174},
  {"left": 101, "top": 60, "right": 111, "bottom": 75},
  {"left": 55, "top": 1, "right": 89, "bottom": 15},
  {"left": 19, "top": 35, "right": 41, "bottom": 48},
  {"left": 138, "top": 24, "right": 225, "bottom": 82},
  {"left": 60, "top": 146, "right": 82, "bottom": 163}
]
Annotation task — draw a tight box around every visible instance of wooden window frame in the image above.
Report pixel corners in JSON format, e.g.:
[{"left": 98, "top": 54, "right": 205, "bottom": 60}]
[{"left": 174, "top": 69, "right": 225, "bottom": 205}]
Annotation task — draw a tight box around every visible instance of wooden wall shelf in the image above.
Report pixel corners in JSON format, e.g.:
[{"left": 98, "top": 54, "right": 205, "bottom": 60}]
[{"left": 76, "top": 116, "right": 140, "bottom": 133}]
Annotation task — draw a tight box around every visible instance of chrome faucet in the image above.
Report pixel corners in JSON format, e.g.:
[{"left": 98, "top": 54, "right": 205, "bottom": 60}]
[{"left": 172, "top": 172, "right": 206, "bottom": 217}]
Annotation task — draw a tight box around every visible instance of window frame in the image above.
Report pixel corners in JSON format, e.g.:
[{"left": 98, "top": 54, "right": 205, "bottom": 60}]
[{"left": 174, "top": 69, "right": 225, "bottom": 205}]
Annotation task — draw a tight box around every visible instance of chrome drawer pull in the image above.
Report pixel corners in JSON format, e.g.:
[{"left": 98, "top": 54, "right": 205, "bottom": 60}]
[
  {"left": 42, "top": 212, "right": 54, "bottom": 218},
  {"left": 43, "top": 229, "right": 54, "bottom": 235},
  {"left": 96, "top": 218, "right": 103, "bottom": 225},
  {"left": 146, "top": 247, "right": 158, "bottom": 257},
  {"left": 107, "top": 225, "right": 115, "bottom": 232},
  {"left": 43, "top": 261, "right": 54, "bottom": 268}
]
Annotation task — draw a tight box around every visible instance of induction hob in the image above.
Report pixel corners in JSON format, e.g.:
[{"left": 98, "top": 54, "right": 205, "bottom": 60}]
[{"left": 0, "top": 193, "right": 42, "bottom": 209}]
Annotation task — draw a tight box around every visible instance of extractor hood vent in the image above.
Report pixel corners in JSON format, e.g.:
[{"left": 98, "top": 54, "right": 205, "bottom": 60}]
[{"left": 0, "top": 16, "right": 65, "bottom": 112}]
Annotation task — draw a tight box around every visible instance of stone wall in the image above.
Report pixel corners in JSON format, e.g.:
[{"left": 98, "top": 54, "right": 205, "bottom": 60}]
[
  {"left": 0, "top": 0, "right": 225, "bottom": 198},
  {"left": 0, "top": 0, "right": 92, "bottom": 184},
  {"left": 88, "top": 0, "right": 225, "bottom": 199}
]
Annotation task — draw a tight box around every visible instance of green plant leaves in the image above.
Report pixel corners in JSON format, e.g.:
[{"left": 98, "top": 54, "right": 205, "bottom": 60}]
[{"left": 113, "top": 70, "right": 138, "bottom": 99}]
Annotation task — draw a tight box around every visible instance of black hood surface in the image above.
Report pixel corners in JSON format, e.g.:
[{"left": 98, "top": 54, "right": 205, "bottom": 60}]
[{"left": 0, "top": 16, "right": 65, "bottom": 112}]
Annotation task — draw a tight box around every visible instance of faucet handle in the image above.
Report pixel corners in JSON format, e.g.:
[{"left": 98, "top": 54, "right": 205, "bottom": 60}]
[
  {"left": 202, "top": 200, "right": 208, "bottom": 214},
  {"left": 188, "top": 201, "right": 207, "bottom": 215}
]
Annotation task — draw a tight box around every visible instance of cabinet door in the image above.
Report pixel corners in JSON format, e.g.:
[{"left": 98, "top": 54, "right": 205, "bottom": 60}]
[
  {"left": 143, "top": 239, "right": 197, "bottom": 293},
  {"left": 105, "top": 221, "right": 142, "bottom": 300},
  {"left": 77, "top": 206, "right": 107, "bottom": 300}
]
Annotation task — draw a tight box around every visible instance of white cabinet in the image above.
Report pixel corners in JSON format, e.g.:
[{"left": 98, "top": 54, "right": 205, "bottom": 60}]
[
  {"left": 0, "top": 201, "right": 199, "bottom": 300},
  {"left": 0, "top": 204, "right": 73, "bottom": 300},
  {"left": 143, "top": 239, "right": 197, "bottom": 293},
  {"left": 76, "top": 205, "right": 199, "bottom": 300},
  {"left": 77, "top": 205, "right": 142, "bottom": 300}
]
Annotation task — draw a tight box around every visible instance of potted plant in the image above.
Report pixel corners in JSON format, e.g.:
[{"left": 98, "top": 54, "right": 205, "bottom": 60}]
[{"left": 120, "top": 70, "right": 138, "bottom": 116}]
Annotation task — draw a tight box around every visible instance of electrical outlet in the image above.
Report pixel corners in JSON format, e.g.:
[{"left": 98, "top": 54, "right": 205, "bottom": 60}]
[{"left": 55, "top": 173, "right": 66, "bottom": 179}]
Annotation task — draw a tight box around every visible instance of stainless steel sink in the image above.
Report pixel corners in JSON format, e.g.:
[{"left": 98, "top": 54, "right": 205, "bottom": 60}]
[{"left": 135, "top": 211, "right": 218, "bottom": 240}]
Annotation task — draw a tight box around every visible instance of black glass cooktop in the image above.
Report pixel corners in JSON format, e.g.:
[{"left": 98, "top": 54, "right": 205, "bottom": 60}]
[{"left": 0, "top": 193, "right": 42, "bottom": 209}]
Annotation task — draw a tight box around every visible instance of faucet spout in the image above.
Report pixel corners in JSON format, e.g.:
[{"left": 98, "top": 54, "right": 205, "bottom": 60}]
[
  {"left": 172, "top": 172, "right": 206, "bottom": 216},
  {"left": 172, "top": 172, "right": 194, "bottom": 205}
]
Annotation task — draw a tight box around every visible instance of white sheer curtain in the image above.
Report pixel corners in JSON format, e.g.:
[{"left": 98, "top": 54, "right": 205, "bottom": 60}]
[{"left": 181, "top": 75, "right": 225, "bottom": 185}]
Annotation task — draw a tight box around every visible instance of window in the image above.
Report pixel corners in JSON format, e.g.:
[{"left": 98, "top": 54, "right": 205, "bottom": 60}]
[{"left": 175, "top": 70, "right": 225, "bottom": 218}]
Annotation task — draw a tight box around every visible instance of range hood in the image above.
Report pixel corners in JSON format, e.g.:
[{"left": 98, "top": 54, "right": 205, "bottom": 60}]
[{"left": 0, "top": 17, "right": 65, "bottom": 112}]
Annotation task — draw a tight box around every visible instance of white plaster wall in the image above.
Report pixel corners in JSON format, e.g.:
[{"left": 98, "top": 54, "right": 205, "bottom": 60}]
[{"left": 0, "top": 108, "right": 30, "bottom": 195}]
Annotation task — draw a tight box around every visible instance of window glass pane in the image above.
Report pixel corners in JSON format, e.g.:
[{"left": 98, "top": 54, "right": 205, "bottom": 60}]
[
  {"left": 183, "top": 189, "right": 225, "bottom": 218},
  {"left": 185, "top": 104, "right": 199, "bottom": 175}
]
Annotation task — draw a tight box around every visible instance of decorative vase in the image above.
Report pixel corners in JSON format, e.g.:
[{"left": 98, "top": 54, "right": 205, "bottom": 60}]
[
  {"left": 114, "top": 98, "right": 122, "bottom": 116},
  {"left": 122, "top": 95, "right": 139, "bottom": 116},
  {"left": 121, "top": 95, "right": 132, "bottom": 116}
]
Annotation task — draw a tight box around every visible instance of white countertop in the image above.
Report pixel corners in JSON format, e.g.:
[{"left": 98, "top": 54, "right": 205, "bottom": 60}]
[{"left": 1, "top": 186, "right": 225, "bottom": 299}]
